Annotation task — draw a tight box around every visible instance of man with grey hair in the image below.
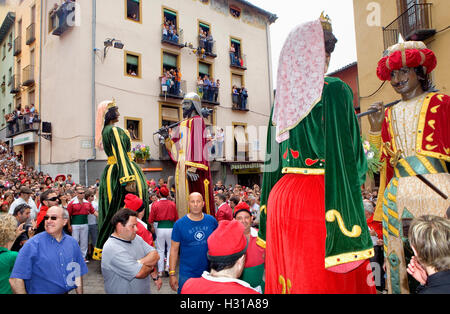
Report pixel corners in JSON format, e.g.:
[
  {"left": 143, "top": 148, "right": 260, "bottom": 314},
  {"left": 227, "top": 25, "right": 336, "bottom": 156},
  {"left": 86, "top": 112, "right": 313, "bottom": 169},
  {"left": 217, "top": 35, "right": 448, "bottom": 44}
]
[{"left": 9, "top": 206, "right": 88, "bottom": 294}]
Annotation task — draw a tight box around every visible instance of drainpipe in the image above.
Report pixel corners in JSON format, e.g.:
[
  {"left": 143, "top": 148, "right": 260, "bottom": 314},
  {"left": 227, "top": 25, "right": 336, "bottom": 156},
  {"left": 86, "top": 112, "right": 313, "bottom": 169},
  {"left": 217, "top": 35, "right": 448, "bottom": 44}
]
[
  {"left": 265, "top": 22, "right": 274, "bottom": 108},
  {"left": 38, "top": 0, "right": 44, "bottom": 172},
  {"left": 84, "top": 0, "right": 97, "bottom": 186}
]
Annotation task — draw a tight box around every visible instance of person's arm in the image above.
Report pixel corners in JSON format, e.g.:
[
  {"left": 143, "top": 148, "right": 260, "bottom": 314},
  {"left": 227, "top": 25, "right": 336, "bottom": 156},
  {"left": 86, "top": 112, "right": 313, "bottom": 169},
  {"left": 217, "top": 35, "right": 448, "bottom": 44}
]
[
  {"left": 169, "top": 240, "right": 180, "bottom": 292},
  {"left": 75, "top": 276, "right": 83, "bottom": 294},
  {"left": 9, "top": 278, "right": 27, "bottom": 294},
  {"left": 136, "top": 250, "right": 159, "bottom": 279}
]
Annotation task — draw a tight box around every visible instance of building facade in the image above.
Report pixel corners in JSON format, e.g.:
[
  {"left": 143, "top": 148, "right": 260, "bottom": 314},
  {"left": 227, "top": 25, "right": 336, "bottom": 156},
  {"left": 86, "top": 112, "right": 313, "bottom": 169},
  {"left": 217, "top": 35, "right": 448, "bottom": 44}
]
[
  {"left": 37, "top": 0, "right": 276, "bottom": 185},
  {"left": 3, "top": 0, "right": 41, "bottom": 168},
  {"left": 0, "top": 11, "right": 15, "bottom": 141},
  {"left": 353, "top": 0, "right": 450, "bottom": 136}
]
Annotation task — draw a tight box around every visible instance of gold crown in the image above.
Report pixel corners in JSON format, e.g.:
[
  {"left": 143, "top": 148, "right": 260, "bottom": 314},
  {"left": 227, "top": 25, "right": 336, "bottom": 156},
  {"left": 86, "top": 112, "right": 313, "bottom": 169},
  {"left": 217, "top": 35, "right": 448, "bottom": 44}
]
[
  {"left": 107, "top": 98, "right": 117, "bottom": 110},
  {"left": 320, "top": 11, "right": 332, "bottom": 32}
]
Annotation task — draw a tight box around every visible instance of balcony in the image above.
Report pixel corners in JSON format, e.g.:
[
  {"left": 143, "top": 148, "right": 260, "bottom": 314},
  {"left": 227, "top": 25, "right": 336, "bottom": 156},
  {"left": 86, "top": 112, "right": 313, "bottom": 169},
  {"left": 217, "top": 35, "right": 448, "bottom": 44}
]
[
  {"left": 10, "top": 75, "right": 21, "bottom": 94},
  {"left": 383, "top": 3, "right": 436, "bottom": 50},
  {"left": 197, "top": 84, "right": 220, "bottom": 106},
  {"left": 197, "top": 35, "right": 217, "bottom": 58},
  {"left": 161, "top": 25, "right": 185, "bottom": 48},
  {"left": 159, "top": 77, "right": 186, "bottom": 100},
  {"left": 230, "top": 53, "right": 247, "bottom": 70},
  {"left": 52, "top": 1, "right": 76, "bottom": 36},
  {"left": 13, "top": 36, "right": 21, "bottom": 56},
  {"left": 6, "top": 114, "right": 40, "bottom": 139},
  {"left": 26, "top": 23, "right": 36, "bottom": 45},
  {"left": 231, "top": 89, "right": 249, "bottom": 112},
  {"left": 22, "top": 65, "right": 35, "bottom": 87}
]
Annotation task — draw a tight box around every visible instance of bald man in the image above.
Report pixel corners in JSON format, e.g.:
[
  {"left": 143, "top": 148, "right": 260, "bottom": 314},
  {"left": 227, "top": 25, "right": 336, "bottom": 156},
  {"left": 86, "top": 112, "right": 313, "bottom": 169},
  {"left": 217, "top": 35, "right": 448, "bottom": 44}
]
[{"left": 168, "top": 192, "right": 218, "bottom": 293}]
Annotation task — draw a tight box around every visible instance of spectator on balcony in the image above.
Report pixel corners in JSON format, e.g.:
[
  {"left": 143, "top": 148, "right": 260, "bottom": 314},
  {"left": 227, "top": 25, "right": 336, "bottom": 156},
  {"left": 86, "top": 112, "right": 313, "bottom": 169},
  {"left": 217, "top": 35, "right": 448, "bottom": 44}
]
[
  {"left": 203, "top": 75, "right": 212, "bottom": 101},
  {"left": 208, "top": 79, "right": 216, "bottom": 102},
  {"left": 174, "top": 68, "right": 182, "bottom": 96},
  {"left": 199, "top": 30, "right": 207, "bottom": 50},
  {"left": 172, "top": 29, "right": 179, "bottom": 44},
  {"left": 197, "top": 76, "right": 204, "bottom": 99},
  {"left": 162, "top": 23, "right": 169, "bottom": 41},
  {"left": 240, "top": 87, "right": 248, "bottom": 110},
  {"left": 232, "top": 86, "right": 239, "bottom": 108},
  {"left": 230, "top": 44, "right": 236, "bottom": 65},
  {"left": 206, "top": 31, "right": 214, "bottom": 54},
  {"left": 214, "top": 79, "right": 220, "bottom": 103}
]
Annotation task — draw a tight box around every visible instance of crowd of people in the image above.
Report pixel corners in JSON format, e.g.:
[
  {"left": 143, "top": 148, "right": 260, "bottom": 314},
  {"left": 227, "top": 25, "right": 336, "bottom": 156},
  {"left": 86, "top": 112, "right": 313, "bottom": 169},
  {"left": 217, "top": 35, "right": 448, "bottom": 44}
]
[
  {"left": 197, "top": 75, "right": 220, "bottom": 103},
  {"left": 162, "top": 19, "right": 180, "bottom": 44},
  {"left": 0, "top": 136, "right": 448, "bottom": 294},
  {"left": 198, "top": 29, "right": 214, "bottom": 55},
  {"left": 160, "top": 68, "right": 182, "bottom": 96},
  {"left": 232, "top": 85, "right": 248, "bottom": 110},
  {"left": 5, "top": 104, "right": 39, "bottom": 135}
]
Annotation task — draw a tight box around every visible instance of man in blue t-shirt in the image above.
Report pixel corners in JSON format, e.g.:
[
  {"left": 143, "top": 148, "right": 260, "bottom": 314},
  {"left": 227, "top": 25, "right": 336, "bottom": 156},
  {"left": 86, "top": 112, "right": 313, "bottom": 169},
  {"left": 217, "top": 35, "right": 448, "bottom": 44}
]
[{"left": 169, "top": 192, "right": 218, "bottom": 293}]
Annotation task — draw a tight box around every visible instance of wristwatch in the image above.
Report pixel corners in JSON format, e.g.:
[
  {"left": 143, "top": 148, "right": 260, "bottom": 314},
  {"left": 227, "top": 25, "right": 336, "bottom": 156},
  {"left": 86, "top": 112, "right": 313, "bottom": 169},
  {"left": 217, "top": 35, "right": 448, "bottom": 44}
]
[{"left": 152, "top": 275, "right": 160, "bottom": 281}]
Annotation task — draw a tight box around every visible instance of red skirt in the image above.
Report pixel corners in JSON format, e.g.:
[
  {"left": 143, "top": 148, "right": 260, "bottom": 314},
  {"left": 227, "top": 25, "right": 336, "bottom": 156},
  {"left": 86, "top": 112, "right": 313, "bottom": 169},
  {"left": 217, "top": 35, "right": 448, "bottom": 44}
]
[{"left": 265, "top": 174, "right": 375, "bottom": 294}]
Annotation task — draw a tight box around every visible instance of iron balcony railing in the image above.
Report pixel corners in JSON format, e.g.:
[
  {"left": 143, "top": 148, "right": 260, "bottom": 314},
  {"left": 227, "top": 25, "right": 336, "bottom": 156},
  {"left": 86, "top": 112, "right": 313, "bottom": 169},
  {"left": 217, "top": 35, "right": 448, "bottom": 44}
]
[
  {"left": 22, "top": 65, "right": 35, "bottom": 87},
  {"left": 10, "top": 75, "right": 21, "bottom": 94},
  {"left": 13, "top": 35, "right": 21, "bottom": 56},
  {"left": 26, "top": 23, "right": 36, "bottom": 45},
  {"left": 383, "top": 3, "right": 435, "bottom": 50}
]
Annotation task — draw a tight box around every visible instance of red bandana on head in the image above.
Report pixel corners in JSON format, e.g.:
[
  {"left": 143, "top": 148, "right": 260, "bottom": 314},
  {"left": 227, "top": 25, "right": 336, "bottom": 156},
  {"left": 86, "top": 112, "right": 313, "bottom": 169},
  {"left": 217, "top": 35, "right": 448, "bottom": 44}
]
[{"left": 376, "top": 41, "right": 437, "bottom": 81}]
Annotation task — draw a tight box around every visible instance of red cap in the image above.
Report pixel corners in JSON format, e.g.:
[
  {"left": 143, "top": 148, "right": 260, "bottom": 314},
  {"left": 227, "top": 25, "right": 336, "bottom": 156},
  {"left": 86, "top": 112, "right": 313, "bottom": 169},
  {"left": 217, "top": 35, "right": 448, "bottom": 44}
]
[
  {"left": 160, "top": 186, "right": 170, "bottom": 197},
  {"left": 233, "top": 202, "right": 251, "bottom": 218},
  {"left": 207, "top": 220, "right": 248, "bottom": 263},
  {"left": 124, "top": 194, "right": 144, "bottom": 212}
]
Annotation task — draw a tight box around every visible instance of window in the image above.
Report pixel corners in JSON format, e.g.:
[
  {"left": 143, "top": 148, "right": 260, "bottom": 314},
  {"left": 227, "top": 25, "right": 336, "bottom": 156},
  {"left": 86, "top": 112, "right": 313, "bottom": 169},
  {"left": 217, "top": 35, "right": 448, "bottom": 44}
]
[
  {"left": 198, "top": 61, "right": 212, "bottom": 79},
  {"left": 124, "top": 117, "right": 142, "bottom": 142},
  {"left": 230, "top": 37, "right": 245, "bottom": 69},
  {"left": 162, "top": 7, "right": 183, "bottom": 46},
  {"left": 230, "top": 5, "right": 241, "bottom": 18},
  {"left": 162, "top": 51, "right": 179, "bottom": 72},
  {"left": 126, "top": 0, "right": 141, "bottom": 22},
  {"left": 233, "top": 123, "right": 248, "bottom": 161},
  {"left": 125, "top": 51, "right": 141, "bottom": 78}
]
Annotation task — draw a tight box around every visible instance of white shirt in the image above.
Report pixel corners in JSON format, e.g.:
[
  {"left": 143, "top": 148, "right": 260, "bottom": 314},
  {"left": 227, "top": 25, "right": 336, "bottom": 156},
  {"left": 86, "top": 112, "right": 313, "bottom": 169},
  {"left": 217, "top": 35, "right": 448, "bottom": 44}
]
[{"left": 9, "top": 196, "right": 39, "bottom": 219}]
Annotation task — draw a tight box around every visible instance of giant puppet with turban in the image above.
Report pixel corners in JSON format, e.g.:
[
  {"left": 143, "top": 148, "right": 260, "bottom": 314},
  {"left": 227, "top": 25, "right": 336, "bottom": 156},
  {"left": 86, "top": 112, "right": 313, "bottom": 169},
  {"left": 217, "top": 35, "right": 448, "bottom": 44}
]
[
  {"left": 368, "top": 41, "right": 449, "bottom": 294},
  {"left": 257, "top": 15, "right": 375, "bottom": 294},
  {"left": 92, "top": 100, "right": 149, "bottom": 260}
]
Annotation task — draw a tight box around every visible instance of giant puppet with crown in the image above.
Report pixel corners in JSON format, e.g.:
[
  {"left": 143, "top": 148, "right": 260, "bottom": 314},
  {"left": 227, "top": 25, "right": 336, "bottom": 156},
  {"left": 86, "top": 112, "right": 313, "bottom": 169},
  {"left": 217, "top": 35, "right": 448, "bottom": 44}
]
[
  {"left": 257, "top": 14, "right": 376, "bottom": 294},
  {"left": 92, "top": 100, "right": 149, "bottom": 260},
  {"left": 368, "top": 40, "right": 449, "bottom": 294}
]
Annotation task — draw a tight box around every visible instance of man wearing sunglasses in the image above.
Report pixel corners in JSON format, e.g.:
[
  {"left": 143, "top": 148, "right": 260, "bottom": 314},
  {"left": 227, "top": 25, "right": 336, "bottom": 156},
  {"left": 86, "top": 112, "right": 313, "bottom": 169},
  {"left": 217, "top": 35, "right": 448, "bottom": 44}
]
[
  {"left": 10, "top": 206, "right": 88, "bottom": 294},
  {"left": 35, "top": 189, "right": 61, "bottom": 234}
]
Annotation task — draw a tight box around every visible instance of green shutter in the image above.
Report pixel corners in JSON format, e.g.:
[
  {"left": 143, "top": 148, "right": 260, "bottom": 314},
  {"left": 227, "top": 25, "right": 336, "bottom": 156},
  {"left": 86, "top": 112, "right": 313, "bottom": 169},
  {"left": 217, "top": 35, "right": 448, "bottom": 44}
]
[
  {"left": 164, "top": 9, "right": 177, "bottom": 17},
  {"left": 163, "top": 53, "right": 177, "bottom": 67},
  {"left": 199, "top": 22, "right": 210, "bottom": 30},
  {"left": 127, "top": 54, "right": 139, "bottom": 66},
  {"left": 231, "top": 38, "right": 241, "bottom": 45},
  {"left": 199, "top": 62, "right": 210, "bottom": 75}
]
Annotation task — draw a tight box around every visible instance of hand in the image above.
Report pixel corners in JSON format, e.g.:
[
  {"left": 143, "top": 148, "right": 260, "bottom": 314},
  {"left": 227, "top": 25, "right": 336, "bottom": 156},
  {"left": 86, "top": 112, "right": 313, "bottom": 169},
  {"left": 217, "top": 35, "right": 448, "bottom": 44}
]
[
  {"left": 15, "top": 223, "right": 26, "bottom": 238},
  {"left": 169, "top": 275, "right": 179, "bottom": 292},
  {"left": 153, "top": 277, "right": 163, "bottom": 291},
  {"left": 368, "top": 102, "right": 385, "bottom": 132},
  {"left": 407, "top": 256, "right": 428, "bottom": 285},
  {"left": 187, "top": 169, "right": 199, "bottom": 182},
  {"left": 376, "top": 238, "right": 384, "bottom": 246}
]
